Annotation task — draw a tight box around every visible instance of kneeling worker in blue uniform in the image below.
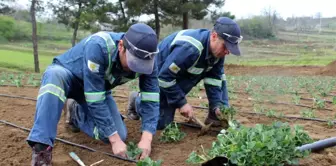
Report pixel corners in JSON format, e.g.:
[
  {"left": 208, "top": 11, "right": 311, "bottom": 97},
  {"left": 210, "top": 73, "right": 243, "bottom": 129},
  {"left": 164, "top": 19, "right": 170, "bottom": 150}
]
[
  {"left": 127, "top": 17, "right": 243, "bottom": 129},
  {"left": 27, "top": 23, "right": 160, "bottom": 165}
]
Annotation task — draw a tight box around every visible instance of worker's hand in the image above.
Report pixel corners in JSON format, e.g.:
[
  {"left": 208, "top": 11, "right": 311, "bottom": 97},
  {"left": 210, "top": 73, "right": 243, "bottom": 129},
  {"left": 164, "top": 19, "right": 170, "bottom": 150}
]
[
  {"left": 137, "top": 131, "right": 153, "bottom": 160},
  {"left": 214, "top": 107, "right": 222, "bottom": 118},
  {"left": 109, "top": 133, "right": 127, "bottom": 158},
  {"left": 179, "top": 103, "right": 194, "bottom": 119}
]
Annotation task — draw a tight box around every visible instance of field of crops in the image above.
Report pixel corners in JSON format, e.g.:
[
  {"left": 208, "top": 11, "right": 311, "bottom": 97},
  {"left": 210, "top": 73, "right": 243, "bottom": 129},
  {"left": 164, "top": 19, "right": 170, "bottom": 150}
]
[{"left": 0, "top": 63, "right": 335, "bottom": 166}]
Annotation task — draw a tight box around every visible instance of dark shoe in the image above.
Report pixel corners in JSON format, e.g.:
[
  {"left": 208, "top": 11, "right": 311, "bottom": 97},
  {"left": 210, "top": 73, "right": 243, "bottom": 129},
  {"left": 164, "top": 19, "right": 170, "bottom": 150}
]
[
  {"left": 205, "top": 111, "right": 225, "bottom": 127},
  {"left": 127, "top": 91, "right": 140, "bottom": 120},
  {"left": 31, "top": 143, "right": 52, "bottom": 166},
  {"left": 64, "top": 99, "right": 80, "bottom": 133}
]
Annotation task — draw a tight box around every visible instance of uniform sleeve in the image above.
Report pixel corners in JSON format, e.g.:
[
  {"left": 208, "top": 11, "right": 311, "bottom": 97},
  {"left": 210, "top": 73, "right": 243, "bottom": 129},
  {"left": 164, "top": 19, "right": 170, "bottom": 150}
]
[
  {"left": 158, "top": 43, "right": 199, "bottom": 108},
  {"left": 83, "top": 39, "right": 117, "bottom": 139},
  {"left": 204, "top": 57, "right": 228, "bottom": 110},
  {"left": 138, "top": 62, "right": 160, "bottom": 134}
]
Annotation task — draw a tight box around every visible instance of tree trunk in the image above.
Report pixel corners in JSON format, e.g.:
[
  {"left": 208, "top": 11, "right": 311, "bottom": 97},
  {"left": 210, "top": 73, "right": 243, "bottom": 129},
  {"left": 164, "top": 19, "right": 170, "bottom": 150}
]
[
  {"left": 182, "top": 12, "right": 188, "bottom": 29},
  {"left": 154, "top": 0, "right": 160, "bottom": 38},
  {"left": 30, "top": 0, "right": 40, "bottom": 73},
  {"left": 182, "top": 0, "right": 188, "bottom": 29},
  {"left": 71, "top": 3, "right": 82, "bottom": 47},
  {"left": 118, "top": 0, "right": 127, "bottom": 25}
]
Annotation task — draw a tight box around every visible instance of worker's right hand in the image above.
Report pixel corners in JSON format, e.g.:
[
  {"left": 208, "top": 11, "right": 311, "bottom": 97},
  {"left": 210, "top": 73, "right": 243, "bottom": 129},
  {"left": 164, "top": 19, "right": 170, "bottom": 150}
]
[
  {"left": 109, "top": 133, "right": 127, "bottom": 158},
  {"left": 179, "top": 103, "right": 194, "bottom": 119}
]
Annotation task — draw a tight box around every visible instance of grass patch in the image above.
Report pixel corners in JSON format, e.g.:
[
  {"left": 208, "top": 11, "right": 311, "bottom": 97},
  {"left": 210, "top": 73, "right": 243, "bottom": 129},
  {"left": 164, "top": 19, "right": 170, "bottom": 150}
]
[{"left": 0, "top": 49, "right": 53, "bottom": 72}]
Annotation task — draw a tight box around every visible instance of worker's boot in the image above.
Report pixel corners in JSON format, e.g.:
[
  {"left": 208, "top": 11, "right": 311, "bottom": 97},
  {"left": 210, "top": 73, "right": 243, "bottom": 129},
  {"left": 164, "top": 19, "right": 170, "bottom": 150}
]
[
  {"left": 127, "top": 91, "right": 140, "bottom": 120},
  {"left": 64, "top": 98, "right": 80, "bottom": 133},
  {"left": 204, "top": 109, "right": 223, "bottom": 127},
  {"left": 31, "top": 143, "right": 52, "bottom": 166}
]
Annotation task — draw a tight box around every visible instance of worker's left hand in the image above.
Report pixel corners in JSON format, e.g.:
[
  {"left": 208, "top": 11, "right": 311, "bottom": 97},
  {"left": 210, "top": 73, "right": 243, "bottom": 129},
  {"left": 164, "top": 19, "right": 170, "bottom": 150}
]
[{"left": 137, "top": 131, "right": 153, "bottom": 160}]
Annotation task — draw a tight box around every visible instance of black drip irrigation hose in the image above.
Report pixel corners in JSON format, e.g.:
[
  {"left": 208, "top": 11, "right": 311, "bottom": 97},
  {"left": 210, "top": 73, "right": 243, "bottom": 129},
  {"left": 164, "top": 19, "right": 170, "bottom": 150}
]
[
  {"left": 0, "top": 93, "right": 335, "bottom": 125},
  {"left": 0, "top": 120, "right": 137, "bottom": 163},
  {"left": 248, "top": 99, "right": 334, "bottom": 111}
]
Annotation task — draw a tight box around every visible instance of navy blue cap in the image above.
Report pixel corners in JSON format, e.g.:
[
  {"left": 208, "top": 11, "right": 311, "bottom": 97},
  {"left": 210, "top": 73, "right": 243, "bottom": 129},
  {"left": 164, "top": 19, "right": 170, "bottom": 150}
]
[
  {"left": 123, "top": 23, "right": 159, "bottom": 74},
  {"left": 214, "top": 17, "right": 242, "bottom": 56}
]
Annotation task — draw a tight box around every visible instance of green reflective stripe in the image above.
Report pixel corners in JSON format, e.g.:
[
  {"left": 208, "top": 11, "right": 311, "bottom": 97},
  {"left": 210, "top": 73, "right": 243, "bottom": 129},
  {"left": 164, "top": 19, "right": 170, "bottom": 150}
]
[
  {"left": 84, "top": 91, "right": 106, "bottom": 102},
  {"left": 141, "top": 92, "right": 159, "bottom": 102},
  {"left": 171, "top": 30, "right": 204, "bottom": 54},
  {"left": 222, "top": 74, "right": 227, "bottom": 81},
  {"left": 94, "top": 32, "right": 116, "bottom": 76},
  {"left": 158, "top": 79, "right": 176, "bottom": 88},
  {"left": 187, "top": 66, "right": 204, "bottom": 75},
  {"left": 206, "top": 66, "right": 213, "bottom": 72},
  {"left": 204, "top": 78, "right": 222, "bottom": 87},
  {"left": 93, "top": 127, "right": 99, "bottom": 140},
  {"left": 38, "top": 84, "right": 66, "bottom": 102},
  {"left": 85, "top": 32, "right": 116, "bottom": 82}
]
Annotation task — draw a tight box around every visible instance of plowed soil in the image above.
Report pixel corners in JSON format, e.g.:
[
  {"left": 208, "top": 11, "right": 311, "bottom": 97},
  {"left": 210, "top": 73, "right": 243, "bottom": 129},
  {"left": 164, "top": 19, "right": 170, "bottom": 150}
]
[{"left": 1, "top": 64, "right": 336, "bottom": 166}]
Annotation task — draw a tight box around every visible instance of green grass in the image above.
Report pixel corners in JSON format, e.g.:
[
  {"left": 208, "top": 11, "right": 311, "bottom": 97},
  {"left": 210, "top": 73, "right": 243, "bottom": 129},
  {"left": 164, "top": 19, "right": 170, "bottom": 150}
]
[{"left": 0, "top": 49, "right": 53, "bottom": 72}]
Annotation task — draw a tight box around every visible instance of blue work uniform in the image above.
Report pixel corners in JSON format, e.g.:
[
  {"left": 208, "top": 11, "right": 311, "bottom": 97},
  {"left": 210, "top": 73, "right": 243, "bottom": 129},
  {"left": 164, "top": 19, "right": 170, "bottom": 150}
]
[
  {"left": 27, "top": 31, "right": 160, "bottom": 146},
  {"left": 155, "top": 29, "right": 229, "bottom": 129}
]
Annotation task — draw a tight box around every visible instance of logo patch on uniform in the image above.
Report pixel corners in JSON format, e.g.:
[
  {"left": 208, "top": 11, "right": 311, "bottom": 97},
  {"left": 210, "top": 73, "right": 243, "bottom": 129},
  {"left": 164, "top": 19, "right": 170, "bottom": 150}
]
[
  {"left": 88, "top": 60, "right": 100, "bottom": 73},
  {"left": 169, "top": 63, "right": 180, "bottom": 74}
]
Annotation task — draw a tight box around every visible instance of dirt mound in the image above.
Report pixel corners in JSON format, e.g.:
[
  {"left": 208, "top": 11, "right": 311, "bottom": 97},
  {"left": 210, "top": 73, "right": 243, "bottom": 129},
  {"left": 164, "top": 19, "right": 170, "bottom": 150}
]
[{"left": 317, "top": 60, "right": 336, "bottom": 76}]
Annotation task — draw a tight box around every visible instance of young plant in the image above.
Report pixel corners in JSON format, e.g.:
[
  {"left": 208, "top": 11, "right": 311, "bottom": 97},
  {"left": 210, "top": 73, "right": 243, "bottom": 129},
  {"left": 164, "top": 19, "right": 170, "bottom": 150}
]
[
  {"left": 187, "top": 122, "right": 313, "bottom": 166},
  {"left": 126, "top": 142, "right": 142, "bottom": 160},
  {"left": 292, "top": 95, "right": 301, "bottom": 104},
  {"left": 333, "top": 96, "right": 336, "bottom": 105},
  {"left": 159, "top": 122, "right": 186, "bottom": 143},
  {"left": 266, "top": 109, "right": 276, "bottom": 118},
  {"left": 217, "top": 106, "right": 240, "bottom": 128},
  {"left": 313, "top": 97, "right": 325, "bottom": 109},
  {"left": 136, "top": 157, "right": 162, "bottom": 166},
  {"left": 300, "top": 109, "right": 315, "bottom": 118},
  {"left": 327, "top": 120, "right": 334, "bottom": 128}
]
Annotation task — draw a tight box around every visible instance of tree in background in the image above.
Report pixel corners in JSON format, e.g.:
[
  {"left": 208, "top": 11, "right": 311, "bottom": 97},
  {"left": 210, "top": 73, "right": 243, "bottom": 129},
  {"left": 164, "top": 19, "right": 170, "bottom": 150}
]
[
  {"left": 160, "top": 0, "right": 228, "bottom": 29},
  {"left": 30, "top": 0, "right": 44, "bottom": 73},
  {"left": 0, "top": 0, "right": 15, "bottom": 14},
  {"left": 124, "top": 0, "right": 233, "bottom": 38},
  {"left": 49, "top": 0, "right": 113, "bottom": 47}
]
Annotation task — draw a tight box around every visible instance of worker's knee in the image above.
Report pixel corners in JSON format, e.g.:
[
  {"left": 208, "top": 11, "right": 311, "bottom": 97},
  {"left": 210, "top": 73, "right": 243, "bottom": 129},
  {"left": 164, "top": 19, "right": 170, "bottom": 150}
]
[{"left": 41, "top": 64, "right": 71, "bottom": 86}]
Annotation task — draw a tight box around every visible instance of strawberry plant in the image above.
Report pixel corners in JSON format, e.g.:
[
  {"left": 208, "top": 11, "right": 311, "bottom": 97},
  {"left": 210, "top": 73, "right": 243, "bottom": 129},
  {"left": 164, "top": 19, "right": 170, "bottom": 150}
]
[
  {"left": 159, "top": 122, "right": 186, "bottom": 143},
  {"left": 187, "top": 122, "right": 313, "bottom": 166},
  {"left": 136, "top": 157, "right": 162, "bottom": 166},
  {"left": 126, "top": 142, "right": 142, "bottom": 160}
]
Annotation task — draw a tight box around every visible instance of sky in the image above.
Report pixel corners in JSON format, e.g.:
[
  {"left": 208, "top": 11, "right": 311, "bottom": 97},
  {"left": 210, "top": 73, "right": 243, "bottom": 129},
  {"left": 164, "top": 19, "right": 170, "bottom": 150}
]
[
  {"left": 224, "top": 0, "right": 336, "bottom": 19},
  {"left": 15, "top": 0, "right": 336, "bottom": 19}
]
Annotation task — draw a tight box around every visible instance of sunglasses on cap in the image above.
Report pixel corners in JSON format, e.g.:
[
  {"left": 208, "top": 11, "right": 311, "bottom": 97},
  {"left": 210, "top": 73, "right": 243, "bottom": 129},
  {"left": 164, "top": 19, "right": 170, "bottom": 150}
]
[
  {"left": 124, "top": 37, "right": 159, "bottom": 60},
  {"left": 222, "top": 32, "right": 243, "bottom": 44}
]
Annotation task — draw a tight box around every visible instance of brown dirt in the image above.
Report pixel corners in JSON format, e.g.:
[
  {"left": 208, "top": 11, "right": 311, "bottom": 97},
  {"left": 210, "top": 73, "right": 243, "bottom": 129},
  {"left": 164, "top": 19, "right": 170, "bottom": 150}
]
[
  {"left": 0, "top": 64, "right": 336, "bottom": 166},
  {"left": 316, "top": 60, "right": 336, "bottom": 76},
  {"left": 224, "top": 64, "right": 336, "bottom": 76}
]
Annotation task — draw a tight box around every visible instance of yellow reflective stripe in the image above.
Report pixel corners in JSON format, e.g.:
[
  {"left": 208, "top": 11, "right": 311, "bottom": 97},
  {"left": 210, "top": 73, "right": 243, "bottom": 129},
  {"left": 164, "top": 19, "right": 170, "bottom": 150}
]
[
  {"left": 93, "top": 127, "right": 99, "bottom": 140},
  {"left": 37, "top": 84, "right": 66, "bottom": 102},
  {"left": 141, "top": 92, "right": 159, "bottom": 102},
  {"left": 169, "top": 62, "right": 181, "bottom": 74},
  {"left": 204, "top": 78, "right": 222, "bottom": 87},
  {"left": 187, "top": 66, "right": 204, "bottom": 75},
  {"left": 84, "top": 91, "right": 106, "bottom": 102},
  {"left": 158, "top": 79, "right": 176, "bottom": 88},
  {"left": 222, "top": 74, "right": 227, "bottom": 81}
]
